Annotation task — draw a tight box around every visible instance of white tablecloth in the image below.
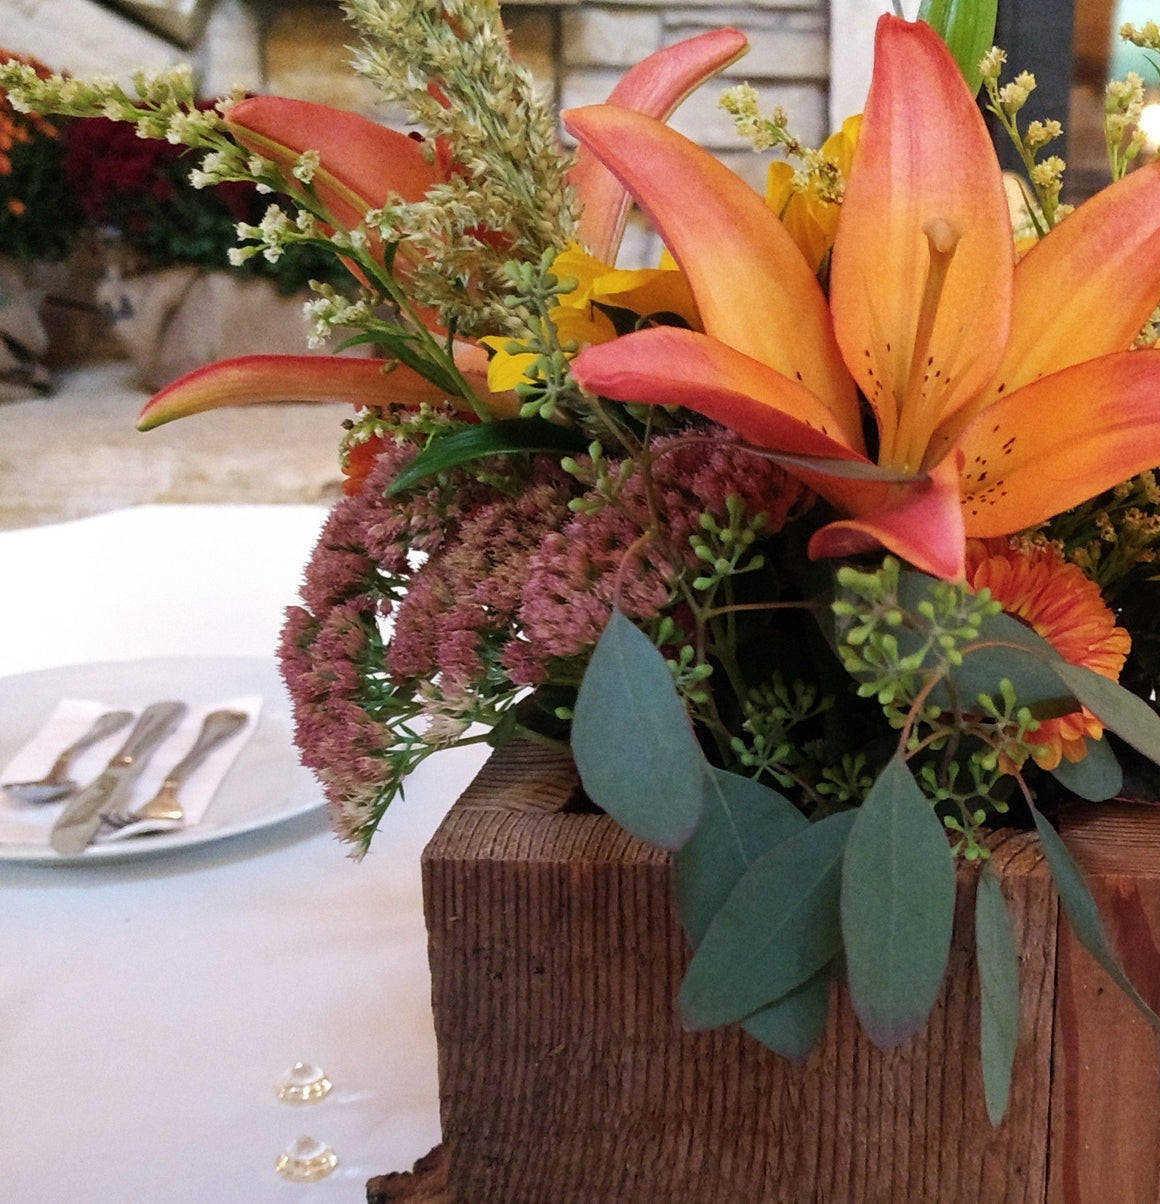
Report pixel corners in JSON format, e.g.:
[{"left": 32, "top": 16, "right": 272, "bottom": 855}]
[{"left": 0, "top": 505, "right": 486, "bottom": 1202}]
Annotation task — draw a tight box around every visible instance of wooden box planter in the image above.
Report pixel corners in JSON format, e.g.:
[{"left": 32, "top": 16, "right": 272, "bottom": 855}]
[{"left": 417, "top": 741, "right": 1160, "bottom": 1204}]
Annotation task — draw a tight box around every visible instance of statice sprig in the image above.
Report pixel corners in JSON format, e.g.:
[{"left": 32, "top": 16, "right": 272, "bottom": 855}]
[
  {"left": 720, "top": 83, "right": 846, "bottom": 205},
  {"left": 1121, "top": 20, "right": 1160, "bottom": 71},
  {"left": 979, "top": 48, "right": 1067, "bottom": 234},
  {"left": 1039, "top": 471, "right": 1160, "bottom": 598},
  {"left": 1105, "top": 71, "right": 1149, "bottom": 181}
]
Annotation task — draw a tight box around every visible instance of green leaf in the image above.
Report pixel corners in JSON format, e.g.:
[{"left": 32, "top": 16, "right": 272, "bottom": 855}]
[
  {"left": 975, "top": 863, "right": 1019, "bottom": 1125},
  {"left": 945, "top": 612, "right": 1077, "bottom": 716},
  {"left": 673, "top": 770, "right": 825, "bottom": 1060},
  {"left": 1029, "top": 802, "right": 1160, "bottom": 1028},
  {"left": 841, "top": 754, "right": 956, "bottom": 1049},
  {"left": 571, "top": 610, "right": 705, "bottom": 849},
  {"left": 1049, "top": 662, "right": 1160, "bottom": 770},
  {"left": 1050, "top": 735, "right": 1123, "bottom": 802},
  {"left": 895, "top": 571, "right": 1078, "bottom": 716},
  {"left": 742, "top": 964, "right": 833, "bottom": 1062},
  {"left": 678, "top": 810, "right": 855, "bottom": 1029},
  {"left": 387, "top": 418, "right": 589, "bottom": 495},
  {"left": 674, "top": 767, "right": 808, "bottom": 946},
  {"left": 919, "top": 0, "right": 998, "bottom": 95}
]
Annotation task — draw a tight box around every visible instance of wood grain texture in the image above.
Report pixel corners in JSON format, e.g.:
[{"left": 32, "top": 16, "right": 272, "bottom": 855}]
[
  {"left": 1047, "top": 802, "right": 1160, "bottom": 1204},
  {"left": 422, "top": 742, "right": 1059, "bottom": 1204},
  {"left": 366, "top": 1146, "right": 447, "bottom": 1203}
]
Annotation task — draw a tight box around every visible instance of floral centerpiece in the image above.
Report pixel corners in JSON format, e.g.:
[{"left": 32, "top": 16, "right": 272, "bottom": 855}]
[{"left": 11, "top": 0, "right": 1160, "bottom": 1128}]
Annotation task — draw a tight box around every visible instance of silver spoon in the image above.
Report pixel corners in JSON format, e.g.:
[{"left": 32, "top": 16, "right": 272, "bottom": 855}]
[{"left": 2, "top": 709, "right": 134, "bottom": 804}]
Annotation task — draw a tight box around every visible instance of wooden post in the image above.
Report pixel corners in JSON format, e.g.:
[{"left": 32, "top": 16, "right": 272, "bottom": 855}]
[
  {"left": 1048, "top": 803, "right": 1160, "bottom": 1203},
  {"left": 422, "top": 742, "right": 1063, "bottom": 1204}
]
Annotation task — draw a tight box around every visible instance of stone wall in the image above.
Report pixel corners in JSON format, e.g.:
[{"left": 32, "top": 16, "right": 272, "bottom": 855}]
[{"left": 4, "top": 0, "right": 829, "bottom": 169}]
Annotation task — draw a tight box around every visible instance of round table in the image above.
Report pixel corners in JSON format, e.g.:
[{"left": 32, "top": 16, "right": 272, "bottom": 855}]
[{"left": 0, "top": 505, "right": 484, "bottom": 1202}]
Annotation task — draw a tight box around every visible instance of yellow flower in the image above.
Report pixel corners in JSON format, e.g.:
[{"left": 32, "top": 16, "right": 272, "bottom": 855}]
[
  {"left": 965, "top": 540, "right": 1130, "bottom": 770},
  {"left": 484, "top": 243, "right": 700, "bottom": 392},
  {"left": 765, "top": 115, "right": 860, "bottom": 273}
]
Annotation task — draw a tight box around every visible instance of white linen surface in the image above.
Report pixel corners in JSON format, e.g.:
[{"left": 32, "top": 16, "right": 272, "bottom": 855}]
[{"left": 0, "top": 506, "right": 487, "bottom": 1202}]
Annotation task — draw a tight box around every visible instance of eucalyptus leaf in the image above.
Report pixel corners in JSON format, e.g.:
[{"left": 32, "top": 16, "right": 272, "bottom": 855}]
[
  {"left": 919, "top": 0, "right": 998, "bottom": 94},
  {"left": 1030, "top": 802, "right": 1160, "bottom": 1028},
  {"left": 1049, "top": 662, "right": 1160, "bottom": 770},
  {"left": 841, "top": 754, "right": 956, "bottom": 1049},
  {"left": 1050, "top": 735, "right": 1123, "bottom": 802},
  {"left": 895, "top": 571, "right": 1078, "bottom": 717},
  {"left": 678, "top": 810, "right": 855, "bottom": 1030},
  {"left": 387, "top": 418, "right": 589, "bottom": 495},
  {"left": 674, "top": 767, "right": 808, "bottom": 945},
  {"left": 975, "top": 863, "right": 1019, "bottom": 1125},
  {"left": 571, "top": 610, "right": 704, "bottom": 849},
  {"left": 945, "top": 613, "right": 1077, "bottom": 717},
  {"left": 742, "top": 965, "right": 833, "bottom": 1062}
]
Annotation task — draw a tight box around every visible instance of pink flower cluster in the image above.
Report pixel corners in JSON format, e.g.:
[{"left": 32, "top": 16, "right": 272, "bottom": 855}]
[
  {"left": 279, "top": 427, "right": 812, "bottom": 840},
  {"left": 512, "top": 435, "right": 811, "bottom": 678}
]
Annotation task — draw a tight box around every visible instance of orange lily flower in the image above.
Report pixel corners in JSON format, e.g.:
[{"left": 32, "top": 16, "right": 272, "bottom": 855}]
[
  {"left": 565, "top": 15, "right": 1160, "bottom": 581},
  {"left": 137, "top": 28, "right": 747, "bottom": 431}
]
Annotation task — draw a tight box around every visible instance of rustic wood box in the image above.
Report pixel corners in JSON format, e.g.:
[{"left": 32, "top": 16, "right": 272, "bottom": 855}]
[{"left": 418, "top": 741, "right": 1160, "bottom": 1203}]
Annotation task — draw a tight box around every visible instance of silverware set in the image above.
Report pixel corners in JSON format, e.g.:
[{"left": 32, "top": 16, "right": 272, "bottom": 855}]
[{"left": 2, "top": 703, "right": 249, "bottom": 854}]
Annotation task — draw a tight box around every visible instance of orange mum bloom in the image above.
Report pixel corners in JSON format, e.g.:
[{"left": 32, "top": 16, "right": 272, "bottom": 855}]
[
  {"left": 964, "top": 539, "right": 1130, "bottom": 770},
  {"left": 0, "top": 49, "right": 61, "bottom": 176}
]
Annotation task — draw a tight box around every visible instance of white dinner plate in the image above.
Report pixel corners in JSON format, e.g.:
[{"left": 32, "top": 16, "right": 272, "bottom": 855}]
[{"left": 0, "top": 656, "right": 323, "bottom": 863}]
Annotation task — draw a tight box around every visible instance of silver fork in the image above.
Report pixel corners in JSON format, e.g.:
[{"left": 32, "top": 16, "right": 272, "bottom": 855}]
[{"left": 96, "top": 708, "right": 248, "bottom": 840}]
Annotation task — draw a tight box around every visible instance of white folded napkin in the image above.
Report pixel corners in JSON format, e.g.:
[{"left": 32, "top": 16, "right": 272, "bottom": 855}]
[{"left": 0, "top": 696, "right": 262, "bottom": 846}]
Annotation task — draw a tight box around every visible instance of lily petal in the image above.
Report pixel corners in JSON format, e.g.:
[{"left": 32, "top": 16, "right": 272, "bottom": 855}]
[
  {"left": 831, "top": 15, "right": 1012, "bottom": 471},
  {"left": 570, "top": 28, "right": 749, "bottom": 263},
  {"left": 954, "top": 160, "right": 1160, "bottom": 433},
  {"left": 225, "top": 96, "right": 444, "bottom": 228},
  {"left": 137, "top": 352, "right": 517, "bottom": 431},
  {"left": 958, "top": 350, "right": 1160, "bottom": 536},
  {"left": 808, "top": 452, "right": 967, "bottom": 581},
  {"left": 564, "top": 105, "right": 861, "bottom": 444},
  {"left": 571, "top": 326, "right": 864, "bottom": 458}
]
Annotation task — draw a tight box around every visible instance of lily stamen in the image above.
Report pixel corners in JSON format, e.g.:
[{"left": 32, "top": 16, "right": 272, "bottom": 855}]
[{"left": 893, "top": 217, "right": 962, "bottom": 471}]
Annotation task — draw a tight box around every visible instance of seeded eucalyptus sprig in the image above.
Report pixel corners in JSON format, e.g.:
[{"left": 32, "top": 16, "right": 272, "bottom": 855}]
[{"left": 831, "top": 558, "right": 1062, "bottom": 852}]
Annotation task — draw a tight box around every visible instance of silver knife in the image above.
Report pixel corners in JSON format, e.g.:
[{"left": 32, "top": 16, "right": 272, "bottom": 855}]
[{"left": 49, "top": 701, "right": 188, "bottom": 855}]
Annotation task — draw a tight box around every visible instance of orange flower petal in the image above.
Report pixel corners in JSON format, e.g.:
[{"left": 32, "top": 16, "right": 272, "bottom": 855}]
[
  {"left": 225, "top": 96, "right": 444, "bottom": 228},
  {"left": 807, "top": 452, "right": 966, "bottom": 581},
  {"left": 964, "top": 541, "right": 1129, "bottom": 770},
  {"left": 137, "top": 351, "right": 518, "bottom": 431},
  {"left": 966, "top": 161, "right": 1160, "bottom": 416},
  {"left": 570, "top": 28, "right": 748, "bottom": 263},
  {"left": 957, "top": 349, "right": 1160, "bottom": 536},
  {"left": 570, "top": 326, "right": 863, "bottom": 458},
  {"left": 563, "top": 104, "right": 862, "bottom": 447},
  {"left": 830, "top": 16, "right": 1012, "bottom": 471}
]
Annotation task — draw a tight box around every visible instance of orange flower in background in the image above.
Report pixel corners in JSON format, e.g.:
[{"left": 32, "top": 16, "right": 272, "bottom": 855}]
[
  {"left": 0, "top": 50, "right": 61, "bottom": 176},
  {"left": 964, "top": 540, "right": 1130, "bottom": 770}
]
